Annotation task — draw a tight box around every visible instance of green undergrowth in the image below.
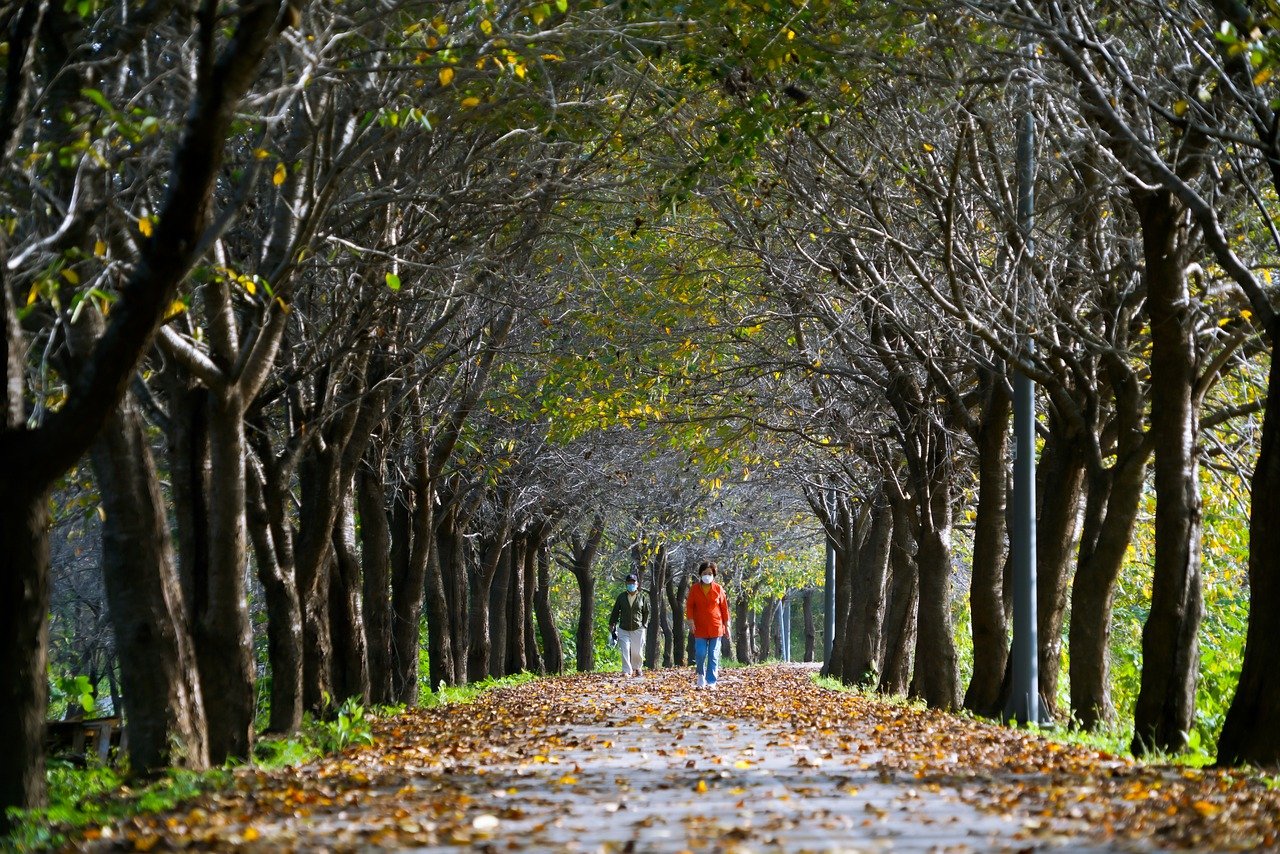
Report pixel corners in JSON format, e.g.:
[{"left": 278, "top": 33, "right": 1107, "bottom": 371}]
[
  {"left": 6, "top": 672, "right": 545, "bottom": 852},
  {"left": 3, "top": 763, "right": 232, "bottom": 852}
]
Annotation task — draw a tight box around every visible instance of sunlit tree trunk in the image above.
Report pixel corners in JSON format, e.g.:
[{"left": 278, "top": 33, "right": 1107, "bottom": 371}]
[{"left": 1131, "top": 189, "right": 1203, "bottom": 756}]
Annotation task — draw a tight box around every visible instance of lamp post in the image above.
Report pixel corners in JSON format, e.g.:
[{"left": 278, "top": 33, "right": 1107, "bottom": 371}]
[{"left": 1005, "top": 64, "right": 1044, "bottom": 726}]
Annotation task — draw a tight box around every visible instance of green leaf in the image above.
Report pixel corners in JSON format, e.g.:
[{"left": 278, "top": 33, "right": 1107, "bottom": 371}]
[
  {"left": 385, "top": 272, "right": 402, "bottom": 291},
  {"left": 555, "top": 0, "right": 567, "bottom": 11}
]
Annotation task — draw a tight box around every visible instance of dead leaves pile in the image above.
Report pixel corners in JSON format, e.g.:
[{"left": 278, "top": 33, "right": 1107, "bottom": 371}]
[
  {"left": 678, "top": 667, "right": 1280, "bottom": 850},
  {"left": 70, "top": 666, "right": 1280, "bottom": 851}
]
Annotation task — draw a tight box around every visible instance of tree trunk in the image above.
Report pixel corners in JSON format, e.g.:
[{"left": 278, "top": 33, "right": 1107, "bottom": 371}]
[
  {"left": 759, "top": 602, "right": 774, "bottom": 662},
  {"left": 573, "top": 570, "right": 596, "bottom": 672},
  {"left": 506, "top": 537, "right": 528, "bottom": 676},
  {"left": 571, "top": 520, "right": 604, "bottom": 671},
  {"left": 0, "top": 483, "right": 50, "bottom": 829},
  {"left": 296, "top": 444, "right": 340, "bottom": 714},
  {"left": 89, "top": 403, "right": 209, "bottom": 773},
  {"left": 196, "top": 390, "right": 255, "bottom": 760},
  {"left": 879, "top": 495, "right": 918, "bottom": 697},
  {"left": 964, "top": 375, "right": 1011, "bottom": 715},
  {"left": 1131, "top": 189, "right": 1203, "bottom": 756},
  {"left": 1218, "top": 323, "right": 1280, "bottom": 766},
  {"left": 734, "top": 593, "right": 751, "bottom": 664},
  {"left": 476, "top": 539, "right": 506, "bottom": 681},
  {"left": 534, "top": 542, "right": 562, "bottom": 673},
  {"left": 393, "top": 449, "right": 436, "bottom": 701},
  {"left": 246, "top": 455, "right": 303, "bottom": 734},
  {"left": 523, "top": 533, "right": 543, "bottom": 675},
  {"left": 1035, "top": 404, "right": 1087, "bottom": 718},
  {"left": 667, "top": 572, "right": 689, "bottom": 666},
  {"left": 1070, "top": 363, "right": 1149, "bottom": 730},
  {"left": 802, "top": 589, "right": 816, "bottom": 662},
  {"left": 843, "top": 499, "right": 893, "bottom": 687},
  {"left": 330, "top": 492, "right": 370, "bottom": 703},
  {"left": 826, "top": 501, "right": 857, "bottom": 680},
  {"left": 444, "top": 509, "right": 472, "bottom": 686},
  {"left": 359, "top": 453, "right": 393, "bottom": 705}
]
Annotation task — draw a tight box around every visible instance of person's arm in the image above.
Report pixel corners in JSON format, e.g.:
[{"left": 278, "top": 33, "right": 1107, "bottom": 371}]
[
  {"left": 608, "top": 595, "right": 622, "bottom": 631},
  {"left": 718, "top": 588, "right": 730, "bottom": 636},
  {"left": 685, "top": 588, "right": 696, "bottom": 624}
]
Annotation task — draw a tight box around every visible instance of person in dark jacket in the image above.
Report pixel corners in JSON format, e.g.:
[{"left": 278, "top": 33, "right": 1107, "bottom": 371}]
[{"left": 608, "top": 573, "right": 651, "bottom": 677}]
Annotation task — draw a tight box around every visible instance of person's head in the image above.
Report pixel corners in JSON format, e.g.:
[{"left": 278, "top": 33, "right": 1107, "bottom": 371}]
[
  {"left": 625, "top": 573, "right": 638, "bottom": 592},
  {"left": 698, "top": 561, "right": 717, "bottom": 585}
]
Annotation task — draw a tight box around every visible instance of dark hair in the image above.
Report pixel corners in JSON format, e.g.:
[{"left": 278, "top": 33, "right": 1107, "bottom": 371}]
[{"left": 698, "top": 561, "right": 717, "bottom": 575}]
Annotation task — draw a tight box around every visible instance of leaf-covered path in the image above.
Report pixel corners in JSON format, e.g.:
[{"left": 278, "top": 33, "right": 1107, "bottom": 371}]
[{"left": 82, "top": 666, "right": 1280, "bottom": 852}]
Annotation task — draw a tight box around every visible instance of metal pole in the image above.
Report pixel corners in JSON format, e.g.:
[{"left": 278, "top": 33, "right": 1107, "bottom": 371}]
[
  {"left": 781, "top": 595, "right": 791, "bottom": 662},
  {"left": 1006, "top": 95, "right": 1041, "bottom": 726},
  {"left": 823, "top": 496, "right": 837, "bottom": 663}
]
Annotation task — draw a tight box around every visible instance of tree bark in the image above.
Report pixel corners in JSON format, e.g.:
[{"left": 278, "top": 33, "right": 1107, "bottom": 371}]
[
  {"left": 477, "top": 538, "right": 508, "bottom": 681},
  {"left": 534, "top": 542, "right": 564, "bottom": 673},
  {"left": 1035, "top": 404, "right": 1087, "bottom": 718},
  {"left": 1069, "top": 360, "right": 1149, "bottom": 730},
  {"left": 1131, "top": 189, "right": 1203, "bottom": 756},
  {"left": 358, "top": 451, "right": 393, "bottom": 706},
  {"left": 523, "top": 532, "right": 544, "bottom": 675},
  {"left": 734, "top": 592, "right": 752, "bottom": 664},
  {"left": 964, "top": 374, "right": 1011, "bottom": 715},
  {"left": 879, "top": 494, "right": 918, "bottom": 697},
  {"left": 330, "top": 491, "right": 370, "bottom": 703},
  {"left": 843, "top": 499, "right": 893, "bottom": 687},
  {"left": 246, "top": 453, "right": 303, "bottom": 734},
  {"left": 826, "top": 499, "right": 857, "bottom": 680},
  {"left": 1218, "top": 321, "right": 1280, "bottom": 767},
  {"left": 0, "top": 482, "right": 50, "bottom": 829},
  {"left": 506, "top": 536, "right": 528, "bottom": 676},
  {"left": 196, "top": 388, "right": 255, "bottom": 760},
  {"left": 570, "top": 519, "right": 604, "bottom": 672},
  {"left": 88, "top": 402, "right": 208, "bottom": 772}
]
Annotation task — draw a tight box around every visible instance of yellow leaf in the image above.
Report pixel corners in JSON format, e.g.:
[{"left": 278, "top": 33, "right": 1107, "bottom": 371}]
[
  {"left": 1241, "top": 309, "right": 1253, "bottom": 321},
  {"left": 556, "top": 774, "right": 577, "bottom": 785},
  {"left": 460, "top": 97, "right": 481, "bottom": 109},
  {"left": 254, "top": 147, "right": 270, "bottom": 160},
  {"left": 541, "top": 53, "right": 562, "bottom": 61},
  {"left": 439, "top": 66, "right": 454, "bottom": 86},
  {"left": 138, "top": 216, "right": 153, "bottom": 238},
  {"left": 242, "top": 827, "right": 260, "bottom": 842},
  {"left": 242, "top": 278, "right": 256, "bottom": 295},
  {"left": 480, "top": 19, "right": 493, "bottom": 35},
  {"left": 1255, "top": 67, "right": 1274, "bottom": 86},
  {"left": 922, "top": 142, "right": 934, "bottom": 152},
  {"left": 61, "top": 268, "right": 80, "bottom": 285},
  {"left": 733, "top": 759, "right": 751, "bottom": 769},
  {"left": 94, "top": 239, "right": 106, "bottom": 257},
  {"left": 695, "top": 779, "right": 708, "bottom": 794},
  {"left": 164, "top": 300, "right": 186, "bottom": 320},
  {"left": 1191, "top": 800, "right": 1220, "bottom": 817},
  {"left": 273, "top": 162, "right": 287, "bottom": 186},
  {"left": 26, "top": 285, "right": 39, "bottom": 306},
  {"left": 1173, "top": 100, "right": 1189, "bottom": 117}
]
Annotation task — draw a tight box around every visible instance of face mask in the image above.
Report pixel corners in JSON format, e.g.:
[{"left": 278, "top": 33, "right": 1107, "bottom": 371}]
[
  {"left": 626, "top": 583, "right": 637, "bottom": 592},
  {"left": 701, "top": 575, "right": 713, "bottom": 584}
]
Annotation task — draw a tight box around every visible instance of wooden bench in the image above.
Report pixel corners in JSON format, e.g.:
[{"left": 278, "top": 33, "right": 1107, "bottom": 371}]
[{"left": 45, "top": 717, "right": 125, "bottom": 764}]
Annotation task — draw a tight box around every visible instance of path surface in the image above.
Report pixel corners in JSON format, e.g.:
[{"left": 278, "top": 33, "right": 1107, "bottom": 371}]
[{"left": 82, "top": 666, "right": 1280, "bottom": 852}]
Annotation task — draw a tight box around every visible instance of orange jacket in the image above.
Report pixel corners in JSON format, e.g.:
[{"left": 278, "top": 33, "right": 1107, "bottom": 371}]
[{"left": 685, "top": 582, "right": 729, "bottom": 639}]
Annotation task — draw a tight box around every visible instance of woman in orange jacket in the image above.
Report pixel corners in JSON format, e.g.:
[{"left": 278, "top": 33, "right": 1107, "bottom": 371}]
[{"left": 685, "top": 561, "right": 730, "bottom": 688}]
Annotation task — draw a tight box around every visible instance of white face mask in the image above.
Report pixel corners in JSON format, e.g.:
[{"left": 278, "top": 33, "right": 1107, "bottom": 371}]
[{"left": 700, "top": 574, "right": 713, "bottom": 584}]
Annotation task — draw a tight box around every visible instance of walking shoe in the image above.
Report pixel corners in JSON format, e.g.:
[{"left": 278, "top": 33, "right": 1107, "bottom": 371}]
[{"left": 696, "top": 676, "right": 706, "bottom": 689}]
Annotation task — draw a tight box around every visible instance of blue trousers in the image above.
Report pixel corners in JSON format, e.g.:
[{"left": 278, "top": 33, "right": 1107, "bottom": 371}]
[{"left": 694, "top": 637, "right": 721, "bottom": 684}]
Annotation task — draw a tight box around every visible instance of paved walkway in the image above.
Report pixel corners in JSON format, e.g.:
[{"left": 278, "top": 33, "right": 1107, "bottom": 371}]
[{"left": 83, "top": 665, "right": 1280, "bottom": 851}]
